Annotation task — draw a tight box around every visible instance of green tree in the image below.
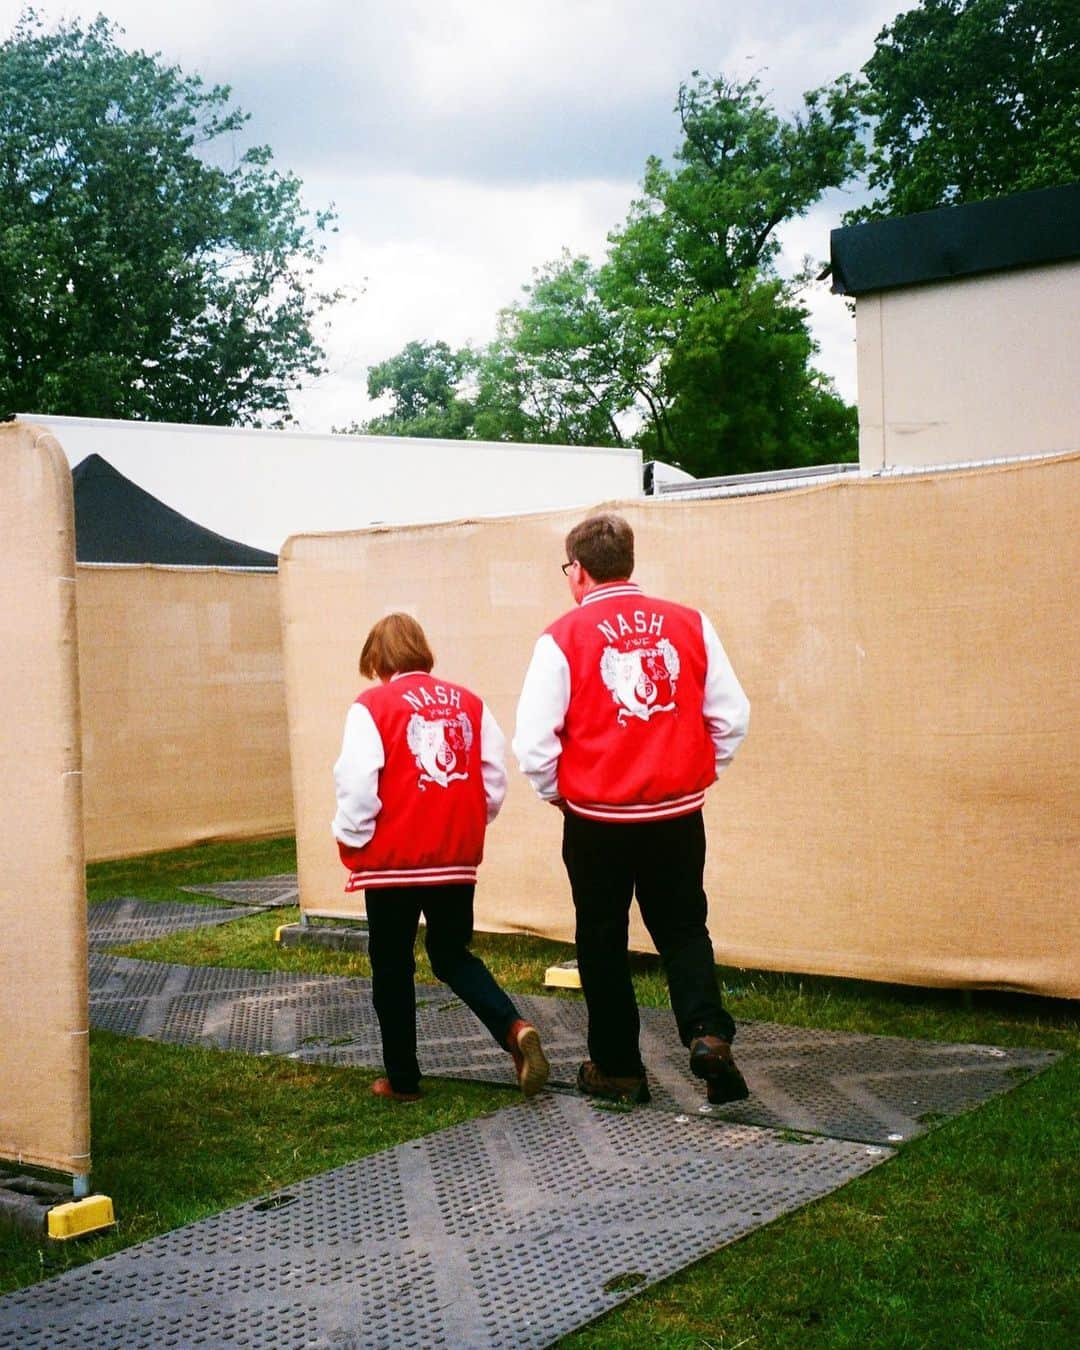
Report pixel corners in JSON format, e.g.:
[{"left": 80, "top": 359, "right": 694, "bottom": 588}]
[
  {"left": 0, "top": 10, "right": 340, "bottom": 424},
  {"left": 474, "top": 255, "right": 631, "bottom": 446},
  {"left": 596, "top": 73, "right": 865, "bottom": 471},
  {"left": 857, "top": 0, "right": 1080, "bottom": 219},
  {"left": 635, "top": 278, "right": 857, "bottom": 475},
  {"left": 607, "top": 73, "right": 866, "bottom": 305},
  {"left": 343, "top": 340, "right": 477, "bottom": 439},
  {"left": 353, "top": 73, "right": 864, "bottom": 472}
]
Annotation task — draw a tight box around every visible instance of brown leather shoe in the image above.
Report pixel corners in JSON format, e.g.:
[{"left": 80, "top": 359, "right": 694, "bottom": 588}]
[
  {"left": 505, "top": 1019, "right": 550, "bottom": 1097},
  {"left": 689, "top": 1035, "right": 749, "bottom": 1104},
  {"left": 576, "top": 1060, "right": 650, "bottom": 1104},
  {"left": 370, "top": 1077, "right": 422, "bottom": 1103}
]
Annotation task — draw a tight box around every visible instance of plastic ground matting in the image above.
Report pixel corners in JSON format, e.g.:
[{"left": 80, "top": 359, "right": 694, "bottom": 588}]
[
  {"left": 88, "top": 898, "right": 256, "bottom": 950},
  {"left": 0, "top": 1093, "right": 889, "bottom": 1350},
  {"left": 88, "top": 954, "right": 1057, "bottom": 1146},
  {"left": 183, "top": 873, "right": 300, "bottom": 906}
]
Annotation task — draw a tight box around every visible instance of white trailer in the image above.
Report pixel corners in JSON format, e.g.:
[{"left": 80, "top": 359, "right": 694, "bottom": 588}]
[{"left": 21, "top": 414, "right": 643, "bottom": 553}]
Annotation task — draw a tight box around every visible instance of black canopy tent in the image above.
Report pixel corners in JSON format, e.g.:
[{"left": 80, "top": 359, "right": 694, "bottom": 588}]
[{"left": 72, "top": 454, "right": 277, "bottom": 568}]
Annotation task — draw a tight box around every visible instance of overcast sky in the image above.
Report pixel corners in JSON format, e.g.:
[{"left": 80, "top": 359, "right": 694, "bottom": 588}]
[{"left": 3, "top": 0, "right": 905, "bottom": 432}]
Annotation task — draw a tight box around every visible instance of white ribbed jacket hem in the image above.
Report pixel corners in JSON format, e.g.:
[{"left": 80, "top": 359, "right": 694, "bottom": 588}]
[
  {"left": 565, "top": 790, "right": 706, "bottom": 823},
  {"left": 345, "top": 864, "right": 479, "bottom": 892}
]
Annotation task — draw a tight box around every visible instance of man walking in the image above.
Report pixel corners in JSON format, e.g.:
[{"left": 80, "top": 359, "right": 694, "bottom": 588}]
[{"left": 513, "top": 513, "right": 750, "bottom": 1105}]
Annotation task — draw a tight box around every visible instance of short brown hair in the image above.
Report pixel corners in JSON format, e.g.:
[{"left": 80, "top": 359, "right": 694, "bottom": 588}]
[
  {"left": 359, "top": 613, "right": 434, "bottom": 680},
  {"left": 565, "top": 513, "right": 634, "bottom": 581}
]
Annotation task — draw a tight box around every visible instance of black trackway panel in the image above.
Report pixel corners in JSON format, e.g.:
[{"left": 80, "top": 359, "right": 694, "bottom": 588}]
[
  {"left": 88, "top": 898, "right": 259, "bottom": 950},
  {"left": 5, "top": 892, "right": 1053, "bottom": 1348},
  {"left": 183, "top": 875, "right": 300, "bottom": 907},
  {"left": 0, "top": 1094, "right": 889, "bottom": 1349},
  {"left": 88, "top": 951, "right": 1057, "bottom": 1147}
]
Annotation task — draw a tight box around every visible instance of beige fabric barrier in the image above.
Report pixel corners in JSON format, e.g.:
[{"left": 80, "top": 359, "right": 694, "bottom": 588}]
[
  {"left": 281, "top": 454, "right": 1080, "bottom": 997},
  {"left": 77, "top": 566, "right": 292, "bottom": 861},
  {"left": 0, "top": 424, "right": 90, "bottom": 1176}
]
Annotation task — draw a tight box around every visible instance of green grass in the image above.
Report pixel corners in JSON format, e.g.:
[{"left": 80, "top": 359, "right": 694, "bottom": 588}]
[
  {"left": 0, "top": 1034, "right": 512, "bottom": 1296},
  {"left": 3, "top": 836, "right": 1075, "bottom": 1346},
  {"left": 86, "top": 834, "right": 298, "bottom": 905}
]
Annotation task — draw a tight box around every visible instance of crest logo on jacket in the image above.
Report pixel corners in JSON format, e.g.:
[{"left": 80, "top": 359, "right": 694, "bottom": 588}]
[
  {"left": 406, "top": 710, "right": 473, "bottom": 788},
  {"left": 600, "top": 638, "right": 680, "bottom": 725}
]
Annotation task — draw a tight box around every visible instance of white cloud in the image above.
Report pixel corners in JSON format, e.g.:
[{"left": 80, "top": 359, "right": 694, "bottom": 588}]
[
  {"left": 291, "top": 173, "right": 635, "bottom": 429},
  {"left": 777, "top": 193, "right": 866, "bottom": 404}
]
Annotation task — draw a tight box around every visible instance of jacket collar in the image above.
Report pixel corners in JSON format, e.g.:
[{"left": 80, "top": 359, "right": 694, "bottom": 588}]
[{"left": 580, "top": 581, "right": 642, "bottom": 608}]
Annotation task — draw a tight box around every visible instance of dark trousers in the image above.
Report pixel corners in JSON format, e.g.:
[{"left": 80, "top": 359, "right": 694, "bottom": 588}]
[
  {"left": 561, "top": 808, "right": 735, "bottom": 1077},
  {"left": 365, "top": 883, "right": 520, "bottom": 1094}
]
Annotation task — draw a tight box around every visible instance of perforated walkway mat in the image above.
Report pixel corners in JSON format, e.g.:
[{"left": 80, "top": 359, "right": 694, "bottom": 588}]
[
  {"left": 88, "top": 898, "right": 256, "bottom": 950},
  {"left": 0, "top": 1093, "right": 889, "bottom": 1350},
  {"left": 88, "top": 954, "right": 1057, "bottom": 1146},
  {"left": 183, "top": 873, "right": 300, "bottom": 907}
]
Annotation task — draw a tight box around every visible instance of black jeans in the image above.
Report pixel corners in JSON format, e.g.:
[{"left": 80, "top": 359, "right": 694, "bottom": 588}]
[
  {"left": 561, "top": 808, "right": 735, "bottom": 1077},
  {"left": 365, "top": 883, "right": 520, "bottom": 1094}
]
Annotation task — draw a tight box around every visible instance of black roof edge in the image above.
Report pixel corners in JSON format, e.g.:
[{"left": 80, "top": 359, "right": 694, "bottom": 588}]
[{"left": 830, "top": 182, "right": 1080, "bottom": 297}]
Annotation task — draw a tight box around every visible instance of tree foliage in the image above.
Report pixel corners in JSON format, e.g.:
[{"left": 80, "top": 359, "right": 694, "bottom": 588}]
[
  {"left": 0, "top": 10, "right": 340, "bottom": 423},
  {"left": 353, "top": 74, "right": 863, "bottom": 474},
  {"left": 475, "top": 255, "right": 635, "bottom": 447},
  {"left": 595, "top": 73, "right": 864, "bottom": 470},
  {"left": 633, "top": 278, "right": 858, "bottom": 476},
  {"left": 345, "top": 340, "right": 477, "bottom": 439},
  {"left": 857, "top": 0, "right": 1080, "bottom": 219},
  {"left": 607, "top": 73, "right": 866, "bottom": 304}
]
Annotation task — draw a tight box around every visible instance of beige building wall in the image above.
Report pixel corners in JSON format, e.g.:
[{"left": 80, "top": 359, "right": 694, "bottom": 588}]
[
  {"left": 857, "top": 259, "right": 1080, "bottom": 470},
  {"left": 0, "top": 424, "right": 90, "bottom": 1177},
  {"left": 77, "top": 566, "right": 292, "bottom": 861},
  {"left": 281, "top": 454, "right": 1079, "bottom": 998}
]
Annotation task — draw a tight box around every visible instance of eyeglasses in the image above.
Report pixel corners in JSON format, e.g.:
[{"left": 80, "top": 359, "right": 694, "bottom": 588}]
[{"left": 561, "top": 560, "right": 576, "bottom": 575}]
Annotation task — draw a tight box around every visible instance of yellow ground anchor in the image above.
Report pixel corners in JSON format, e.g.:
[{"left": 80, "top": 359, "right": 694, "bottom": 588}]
[
  {"left": 274, "top": 923, "right": 286, "bottom": 943},
  {"left": 47, "top": 1194, "right": 116, "bottom": 1241},
  {"left": 544, "top": 960, "right": 582, "bottom": 990}
]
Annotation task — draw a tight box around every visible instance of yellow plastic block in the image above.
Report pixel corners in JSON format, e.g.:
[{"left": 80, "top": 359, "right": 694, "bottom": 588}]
[
  {"left": 544, "top": 960, "right": 582, "bottom": 990},
  {"left": 47, "top": 1195, "right": 115, "bottom": 1241}
]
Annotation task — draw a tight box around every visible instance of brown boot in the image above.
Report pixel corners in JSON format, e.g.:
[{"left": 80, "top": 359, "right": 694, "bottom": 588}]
[
  {"left": 370, "top": 1077, "right": 422, "bottom": 1103},
  {"left": 505, "top": 1019, "right": 550, "bottom": 1097},
  {"left": 689, "top": 1035, "right": 749, "bottom": 1105},
  {"left": 576, "top": 1060, "right": 650, "bottom": 1104}
]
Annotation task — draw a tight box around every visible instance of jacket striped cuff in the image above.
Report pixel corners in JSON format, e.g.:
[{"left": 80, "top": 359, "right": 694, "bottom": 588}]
[
  {"left": 564, "top": 791, "right": 705, "bottom": 823},
  {"left": 345, "top": 865, "right": 479, "bottom": 892}
]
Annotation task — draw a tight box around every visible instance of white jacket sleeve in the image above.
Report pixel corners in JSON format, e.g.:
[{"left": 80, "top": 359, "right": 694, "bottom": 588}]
[
  {"left": 331, "top": 702, "right": 385, "bottom": 848},
  {"left": 701, "top": 612, "right": 750, "bottom": 773},
  {"left": 480, "top": 702, "right": 508, "bottom": 823},
  {"left": 512, "top": 633, "right": 570, "bottom": 800}
]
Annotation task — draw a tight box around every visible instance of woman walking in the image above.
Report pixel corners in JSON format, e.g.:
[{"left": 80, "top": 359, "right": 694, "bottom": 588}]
[{"left": 333, "top": 613, "right": 548, "bottom": 1102}]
